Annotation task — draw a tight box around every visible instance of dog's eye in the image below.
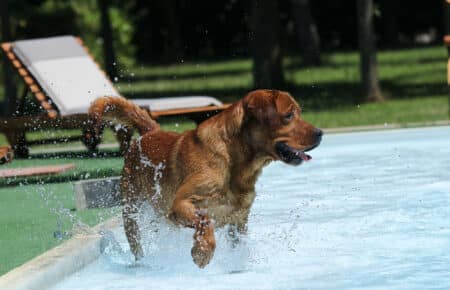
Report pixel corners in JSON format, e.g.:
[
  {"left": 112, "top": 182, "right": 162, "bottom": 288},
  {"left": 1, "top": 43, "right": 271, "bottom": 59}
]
[{"left": 284, "top": 112, "right": 294, "bottom": 121}]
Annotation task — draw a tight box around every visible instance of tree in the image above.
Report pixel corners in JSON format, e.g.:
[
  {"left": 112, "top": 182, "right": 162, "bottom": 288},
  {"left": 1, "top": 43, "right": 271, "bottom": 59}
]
[
  {"left": 291, "top": 0, "right": 321, "bottom": 65},
  {"left": 98, "top": 0, "right": 117, "bottom": 80},
  {"left": 250, "top": 0, "right": 284, "bottom": 88},
  {"left": 1, "top": 0, "right": 17, "bottom": 116},
  {"left": 356, "top": 0, "right": 383, "bottom": 102}
]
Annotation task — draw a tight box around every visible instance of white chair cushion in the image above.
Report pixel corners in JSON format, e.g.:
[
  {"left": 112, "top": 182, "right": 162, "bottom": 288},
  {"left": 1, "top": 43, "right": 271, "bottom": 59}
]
[
  {"left": 12, "top": 35, "right": 222, "bottom": 116},
  {"left": 29, "top": 56, "right": 120, "bottom": 115},
  {"left": 131, "top": 96, "right": 222, "bottom": 112}
]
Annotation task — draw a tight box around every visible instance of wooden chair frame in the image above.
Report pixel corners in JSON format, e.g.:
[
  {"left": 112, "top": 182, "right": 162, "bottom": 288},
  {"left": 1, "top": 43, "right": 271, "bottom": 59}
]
[{"left": 0, "top": 38, "right": 230, "bottom": 157}]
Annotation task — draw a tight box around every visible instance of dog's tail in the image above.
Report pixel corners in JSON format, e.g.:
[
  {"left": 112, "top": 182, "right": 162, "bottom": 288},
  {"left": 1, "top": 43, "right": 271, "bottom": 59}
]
[{"left": 88, "top": 96, "right": 160, "bottom": 139}]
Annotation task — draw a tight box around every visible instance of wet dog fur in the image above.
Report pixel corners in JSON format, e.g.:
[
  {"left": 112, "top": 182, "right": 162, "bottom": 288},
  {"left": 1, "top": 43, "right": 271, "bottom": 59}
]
[{"left": 88, "top": 89, "right": 322, "bottom": 268}]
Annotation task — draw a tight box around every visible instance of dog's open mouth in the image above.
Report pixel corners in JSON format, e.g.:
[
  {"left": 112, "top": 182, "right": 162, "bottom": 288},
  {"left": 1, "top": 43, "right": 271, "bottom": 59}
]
[{"left": 275, "top": 142, "right": 314, "bottom": 166}]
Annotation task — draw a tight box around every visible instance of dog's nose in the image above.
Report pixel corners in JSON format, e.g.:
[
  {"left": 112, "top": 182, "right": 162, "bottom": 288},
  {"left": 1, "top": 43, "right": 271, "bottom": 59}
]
[{"left": 314, "top": 128, "right": 323, "bottom": 143}]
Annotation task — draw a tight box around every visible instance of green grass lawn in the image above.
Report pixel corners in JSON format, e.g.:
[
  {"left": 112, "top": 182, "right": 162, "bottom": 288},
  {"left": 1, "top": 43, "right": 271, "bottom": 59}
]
[
  {"left": 0, "top": 182, "right": 119, "bottom": 275},
  {"left": 0, "top": 150, "right": 123, "bottom": 275},
  {"left": 0, "top": 45, "right": 449, "bottom": 276},
  {"left": 303, "top": 95, "right": 448, "bottom": 128}
]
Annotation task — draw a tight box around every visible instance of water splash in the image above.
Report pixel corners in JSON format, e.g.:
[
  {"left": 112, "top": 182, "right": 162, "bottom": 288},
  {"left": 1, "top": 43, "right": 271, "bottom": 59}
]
[{"left": 98, "top": 203, "right": 251, "bottom": 274}]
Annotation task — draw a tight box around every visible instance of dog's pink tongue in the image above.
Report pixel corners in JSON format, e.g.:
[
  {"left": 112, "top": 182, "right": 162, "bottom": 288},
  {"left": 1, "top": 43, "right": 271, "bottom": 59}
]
[{"left": 296, "top": 150, "right": 312, "bottom": 161}]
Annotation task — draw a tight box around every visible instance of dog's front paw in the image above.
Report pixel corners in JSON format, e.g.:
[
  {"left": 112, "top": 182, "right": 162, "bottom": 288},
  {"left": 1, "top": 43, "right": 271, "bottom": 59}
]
[
  {"left": 191, "top": 210, "right": 216, "bottom": 268},
  {"left": 191, "top": 238, "right": 215, "bottom": 268}
]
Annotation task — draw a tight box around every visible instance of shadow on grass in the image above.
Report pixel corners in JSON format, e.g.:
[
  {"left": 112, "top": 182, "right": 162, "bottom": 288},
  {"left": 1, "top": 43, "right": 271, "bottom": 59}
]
[
  {"left": 120, "top": 51, "right": 443, "bottom": 84},
  {"left": 319, "top": 55, "right": 442, "bottom": 68},
  {"left": 289, "top": 81, "right": 446, "bottom": 110},
  {"left": 28, "top": 150, "right": 122, "bottom": 160},
  {"left": 120, "top": 67, "right": 251, "bottom": 83},
  {"left": 119, "top": 60, "right": 313, "bottom": 83}
]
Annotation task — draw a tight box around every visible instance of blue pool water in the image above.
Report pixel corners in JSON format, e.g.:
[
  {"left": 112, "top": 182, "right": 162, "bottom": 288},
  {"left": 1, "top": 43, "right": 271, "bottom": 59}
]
[{"left": 52, "top": 126, "right": 450, "bottom": 290}]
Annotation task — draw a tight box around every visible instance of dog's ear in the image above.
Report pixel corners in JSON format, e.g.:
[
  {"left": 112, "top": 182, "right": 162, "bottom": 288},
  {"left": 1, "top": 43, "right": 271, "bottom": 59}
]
[{"left": 244, "top": 91, "right": 279, "bottom": 127}]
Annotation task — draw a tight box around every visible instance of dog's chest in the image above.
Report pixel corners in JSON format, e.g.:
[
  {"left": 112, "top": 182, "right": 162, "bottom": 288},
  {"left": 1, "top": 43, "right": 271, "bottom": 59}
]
[{"left": 206, "top": 189, "right": 256, "bottom": 227}]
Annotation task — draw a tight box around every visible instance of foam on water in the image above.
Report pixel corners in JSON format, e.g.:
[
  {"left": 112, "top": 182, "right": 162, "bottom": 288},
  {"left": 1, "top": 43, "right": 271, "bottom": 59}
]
[{"left": 51, "top": 126, "right": 450, "bottom": 290}]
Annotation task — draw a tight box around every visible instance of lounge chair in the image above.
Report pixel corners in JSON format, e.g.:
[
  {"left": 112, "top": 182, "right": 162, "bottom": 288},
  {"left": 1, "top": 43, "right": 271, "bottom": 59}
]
[{"left": 0, "top": 36, "right": 230, "bottom": 157}]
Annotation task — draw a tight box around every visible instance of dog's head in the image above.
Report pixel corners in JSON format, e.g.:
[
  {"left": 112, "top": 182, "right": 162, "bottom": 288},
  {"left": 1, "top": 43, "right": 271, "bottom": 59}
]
[{"left": 241, "top": 89, "right": 322, "bottom": 166}]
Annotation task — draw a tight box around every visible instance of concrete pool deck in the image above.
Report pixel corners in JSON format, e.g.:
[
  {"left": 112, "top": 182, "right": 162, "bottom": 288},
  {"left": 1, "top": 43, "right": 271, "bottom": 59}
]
[{"left": 1, "top": 121, "right": 450, "bottom": 289}]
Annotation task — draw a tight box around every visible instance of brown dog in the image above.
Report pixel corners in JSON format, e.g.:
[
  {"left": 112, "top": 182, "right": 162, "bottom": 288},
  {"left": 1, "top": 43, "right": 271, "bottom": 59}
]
[{"left": 89, "top": 89, "right": 322, "bottom": 268}]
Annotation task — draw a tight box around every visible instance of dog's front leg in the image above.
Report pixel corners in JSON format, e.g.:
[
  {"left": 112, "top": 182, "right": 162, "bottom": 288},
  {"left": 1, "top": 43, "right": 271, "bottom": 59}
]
[{"left": 169, "top": 198, "right": 216, "bottom": 268}]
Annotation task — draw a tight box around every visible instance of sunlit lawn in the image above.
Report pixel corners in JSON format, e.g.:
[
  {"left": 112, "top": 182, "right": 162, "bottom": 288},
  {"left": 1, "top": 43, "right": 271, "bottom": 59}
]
[{"left": 0, "top": 45, "right": 448, "bottom": 275}]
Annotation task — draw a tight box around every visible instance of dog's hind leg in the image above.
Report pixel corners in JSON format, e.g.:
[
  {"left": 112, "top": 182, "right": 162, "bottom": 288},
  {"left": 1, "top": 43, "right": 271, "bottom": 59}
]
[
  {"left": 226, "top": 209, "right": 250, "bottom": 247},
  {"left": 122, "top": 198, "right": 144, "bottom": 260},
  {"left": 121, "top": 172, "right": 144, "bottom": 260}
]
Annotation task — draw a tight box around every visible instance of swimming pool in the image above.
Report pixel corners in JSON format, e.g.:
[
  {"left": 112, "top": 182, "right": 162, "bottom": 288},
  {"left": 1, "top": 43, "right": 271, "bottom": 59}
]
[{"left": 51, "top": 126, "right": 450, "bottom": 290}]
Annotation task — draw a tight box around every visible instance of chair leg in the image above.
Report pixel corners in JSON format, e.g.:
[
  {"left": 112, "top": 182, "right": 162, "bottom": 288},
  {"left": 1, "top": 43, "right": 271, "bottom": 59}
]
[{"left": 6, "top": 131, "right": 29, "bottom": 158}]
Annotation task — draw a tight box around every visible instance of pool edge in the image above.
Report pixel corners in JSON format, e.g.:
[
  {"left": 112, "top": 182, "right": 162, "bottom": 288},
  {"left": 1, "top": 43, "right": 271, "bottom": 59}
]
[
  {"left": 0, "top": 216, "right": 122, "bottom": 290},
  {"left": 322, "top": 120, "right": 450, "bottom": 134}
]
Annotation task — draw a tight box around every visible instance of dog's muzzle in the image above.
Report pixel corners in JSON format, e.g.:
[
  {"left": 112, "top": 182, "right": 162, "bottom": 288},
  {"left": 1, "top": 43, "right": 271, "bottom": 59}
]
[
  {"left": 275, "top": 128, "right": 322, "bottom": 166},
  {"left": 275, "top": 142, "right": 312, "bottom": 166}
]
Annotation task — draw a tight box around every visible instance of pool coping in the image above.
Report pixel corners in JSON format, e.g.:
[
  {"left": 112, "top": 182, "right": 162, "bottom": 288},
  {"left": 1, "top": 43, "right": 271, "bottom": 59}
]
[
  {"left": 0, "top": 216, "right": 122, "bottom": 290},
  {"left": 322, "top": 120, "right": 450, "bottom": 134}
]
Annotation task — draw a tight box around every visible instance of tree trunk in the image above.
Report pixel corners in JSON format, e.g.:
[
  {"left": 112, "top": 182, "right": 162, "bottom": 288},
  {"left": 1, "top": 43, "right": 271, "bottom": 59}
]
[
  {"left": 250, "top": 0, "right": 284, "bottom": 88},
  {"left": 98, "top": 0, "right": 117, "bottom": 80},
  {"left": 1, "top": 0, "right": 17, "bottom": 116},
  {"left": 357, "top": 0, "right": 383, "bottom": 102},
  {"left": 291, "top": 0, "right": 321, "bottom": 65}
]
